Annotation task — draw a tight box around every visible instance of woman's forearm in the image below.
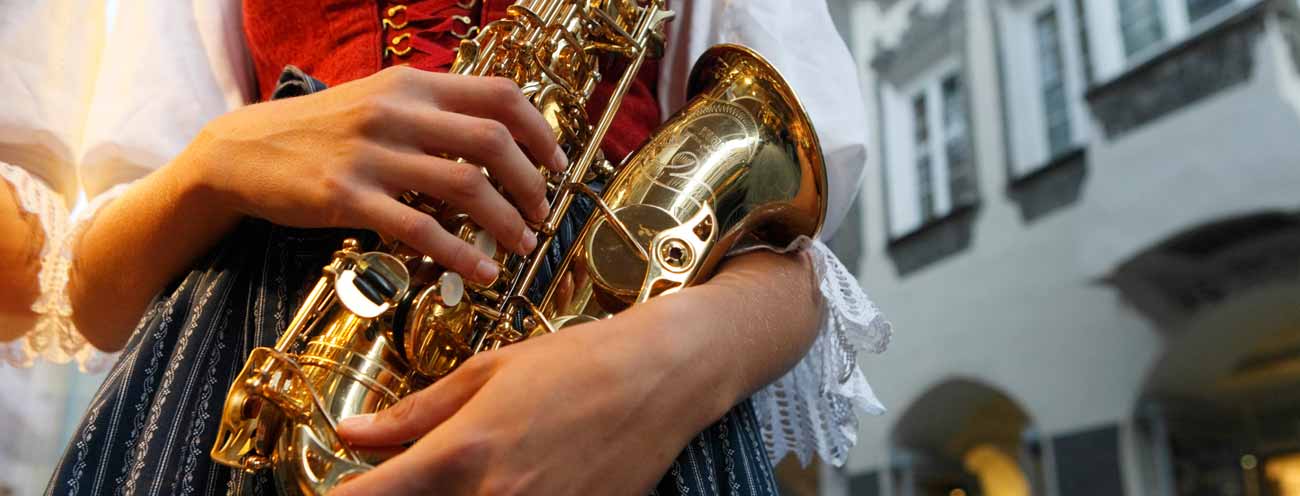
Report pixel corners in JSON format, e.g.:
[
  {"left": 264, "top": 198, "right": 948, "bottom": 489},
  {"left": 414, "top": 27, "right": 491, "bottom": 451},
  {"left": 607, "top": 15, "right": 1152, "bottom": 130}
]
[
  {"left": 332, "top": 248, "right": 825, "bottom": 495},
  {"left": 69, "top": 151, "right": 239, "bottom": 351},
  {"left": 0, "top": 179, "right": 42, "bottom": 340},
  {"left": 629, "top": 249, "right": 822, "bottom": 422}
]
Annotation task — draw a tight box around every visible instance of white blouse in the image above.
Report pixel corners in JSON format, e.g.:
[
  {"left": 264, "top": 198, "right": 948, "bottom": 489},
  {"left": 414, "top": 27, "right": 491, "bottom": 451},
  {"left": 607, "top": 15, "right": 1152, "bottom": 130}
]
[
  {"left": 0, "top": 0, "right": 114, "bottom": 371},
  {"left": 0, "top": 0, "right": 891, "bottom": 468}
]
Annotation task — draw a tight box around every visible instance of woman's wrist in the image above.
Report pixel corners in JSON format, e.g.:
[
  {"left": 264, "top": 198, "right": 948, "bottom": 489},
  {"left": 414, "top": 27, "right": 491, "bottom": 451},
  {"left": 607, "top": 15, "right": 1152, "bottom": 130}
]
[
  {"left": 622, "top": 251, "right": 822, "bottom": 425},
  {"left": 168, "top": 131, "right": 242, "bottom": 223},
  {"left": 619, "top": 290, "right": 749, "bottom": 429},
  {"left": 68, "top": 141, "right": 243, "bottom": 351}
]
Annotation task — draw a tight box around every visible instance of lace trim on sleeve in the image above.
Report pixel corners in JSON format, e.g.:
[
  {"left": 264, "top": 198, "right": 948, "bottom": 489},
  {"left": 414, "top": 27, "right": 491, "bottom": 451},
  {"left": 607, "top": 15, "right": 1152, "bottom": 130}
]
[
  {"left": 0, "top": 162, "right": 124, "bottom": 372},
  {"left": 752, "top": 239, "right": 892, "bottom": 467}
]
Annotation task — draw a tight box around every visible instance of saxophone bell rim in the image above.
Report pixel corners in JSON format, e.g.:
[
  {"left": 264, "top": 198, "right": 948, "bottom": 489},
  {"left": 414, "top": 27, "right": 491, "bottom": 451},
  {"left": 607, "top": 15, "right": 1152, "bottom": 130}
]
[{"left": 686, "top": 43, "right": 830, "bottom": 241}]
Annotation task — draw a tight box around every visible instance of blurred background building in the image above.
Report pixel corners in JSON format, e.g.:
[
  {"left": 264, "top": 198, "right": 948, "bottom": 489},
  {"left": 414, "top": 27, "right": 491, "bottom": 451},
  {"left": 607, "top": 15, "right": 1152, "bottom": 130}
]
[{"left": 806, "top": 0, "right": 1300, "bottom": 494}]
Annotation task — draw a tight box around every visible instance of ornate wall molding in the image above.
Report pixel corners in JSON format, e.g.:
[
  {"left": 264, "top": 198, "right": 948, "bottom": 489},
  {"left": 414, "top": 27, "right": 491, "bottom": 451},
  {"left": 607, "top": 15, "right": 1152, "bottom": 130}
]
[{"left": 871, "top": 0, "right": 967, "bottom": 86}]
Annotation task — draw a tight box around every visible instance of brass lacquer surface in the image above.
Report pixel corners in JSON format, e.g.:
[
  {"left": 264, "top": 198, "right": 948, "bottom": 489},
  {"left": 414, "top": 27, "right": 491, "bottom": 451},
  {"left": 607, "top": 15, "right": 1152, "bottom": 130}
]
[
  {"left": 541, "top": 45, "right": 827, "bottom": 322},
  {"left": 210, "top": 1, "right": 828, "bottom": 493}
]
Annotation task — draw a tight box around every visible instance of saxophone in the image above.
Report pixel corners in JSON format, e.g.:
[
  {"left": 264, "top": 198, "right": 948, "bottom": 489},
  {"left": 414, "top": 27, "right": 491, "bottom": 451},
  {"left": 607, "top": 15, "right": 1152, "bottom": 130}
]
[{"left": 210, "top": 1, "right": 828, "bottom": 493}]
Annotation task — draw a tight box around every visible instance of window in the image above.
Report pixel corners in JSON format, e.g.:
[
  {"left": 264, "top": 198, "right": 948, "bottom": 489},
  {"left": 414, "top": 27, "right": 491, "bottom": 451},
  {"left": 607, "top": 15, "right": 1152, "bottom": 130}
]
[
  {"left": 941, "top": 74, "right": 976, "bottom": 207},
  {"left": 1071, "top": 0, "right": 1095, "bottom": 84},
  {"left": 1071, "top": 0, "right": 1254, "bottom": 84},
  {"left": 1036, "top": 9, "right": 1073, "bottom": 156},
  {"left": 910, "top": 71, "right": 973, "bottom": 227},
  {"left": 880, "top": 60, "right": 975, "bottom": 238},
  {"left": 996, "top": 0, "right": 1090, "bottom": 178},
  {"left": 1118, "top": 0, "right": 1166, "bottom": 56},
  {"left": 1185, "top": 0, "right": 1233, "bottom": 22},
  {"left": 913, "top": 93, "right": 936, "bottom": 222}
]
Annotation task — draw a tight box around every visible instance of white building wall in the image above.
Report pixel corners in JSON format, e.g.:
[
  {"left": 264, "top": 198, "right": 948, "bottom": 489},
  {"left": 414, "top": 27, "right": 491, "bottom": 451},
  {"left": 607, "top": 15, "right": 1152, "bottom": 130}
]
[{"left": 835, "top": 0, "right": 1300, "bottom": 491}]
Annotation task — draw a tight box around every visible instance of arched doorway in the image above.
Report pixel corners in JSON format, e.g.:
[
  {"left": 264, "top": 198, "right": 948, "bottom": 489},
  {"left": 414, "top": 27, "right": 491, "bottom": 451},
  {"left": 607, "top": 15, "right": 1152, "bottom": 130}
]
[
  {"left": 1113, "top": 212, "right": 1300, "bottom": 496},
  {"left": 890, "top": 378, "right": 1038, "bottom": 496}
]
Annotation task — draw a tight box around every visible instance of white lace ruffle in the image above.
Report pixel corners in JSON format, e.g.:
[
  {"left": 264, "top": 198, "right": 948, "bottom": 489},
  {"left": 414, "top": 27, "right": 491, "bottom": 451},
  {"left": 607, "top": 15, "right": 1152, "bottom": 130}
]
[
  {"left": 752, "top": 239, "right": 892, "bottom": 467},
  {"left": 0, "top": 162, "right": 122, "bottom": 372}
]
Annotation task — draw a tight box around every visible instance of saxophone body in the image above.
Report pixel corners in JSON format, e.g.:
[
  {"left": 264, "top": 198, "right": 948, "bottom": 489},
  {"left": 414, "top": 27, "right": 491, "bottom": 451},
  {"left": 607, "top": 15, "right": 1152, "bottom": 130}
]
[{"left": 210, "top": 1, "right": 827, "bottom": 494}]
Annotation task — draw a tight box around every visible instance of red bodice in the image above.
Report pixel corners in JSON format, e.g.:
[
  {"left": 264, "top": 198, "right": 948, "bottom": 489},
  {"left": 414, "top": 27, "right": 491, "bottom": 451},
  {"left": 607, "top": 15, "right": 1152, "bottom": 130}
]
[{"left": 242, "top": 0, "right": 662, "bottom": 160}]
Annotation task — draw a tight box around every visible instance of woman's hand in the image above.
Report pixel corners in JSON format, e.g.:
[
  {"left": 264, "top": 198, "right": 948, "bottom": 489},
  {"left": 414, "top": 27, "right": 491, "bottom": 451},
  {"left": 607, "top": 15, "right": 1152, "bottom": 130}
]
[
  {"left": 71, "top": 66, "right": 570, "bottom": 350},
  {"left": 329, "top": 251, "right": 821, "bottom": 495},
  {"left": 181, "top": 66, "right": 566, "bottom": 284},
  {"left": 331, "top": 294, "right": 738, "bottom": 496}
]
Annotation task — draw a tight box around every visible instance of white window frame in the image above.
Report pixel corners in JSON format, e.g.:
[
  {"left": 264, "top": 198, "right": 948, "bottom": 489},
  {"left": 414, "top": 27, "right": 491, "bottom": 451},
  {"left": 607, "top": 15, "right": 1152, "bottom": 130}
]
[
  {"left": 881, "top": 57, "right": 967, "bottom": 238},
  {"left": 1119, "top": 0, "right": 1174, "bottom": 58},
  {"left": 995, "top": 0, "right": 1090, "bottom": 179},
  {"left": 1035, "top": 6, "right": 1074, "bottom": 156},
  {"left": 1079, "top": 0, "right": 1259, "bottom": 82}
]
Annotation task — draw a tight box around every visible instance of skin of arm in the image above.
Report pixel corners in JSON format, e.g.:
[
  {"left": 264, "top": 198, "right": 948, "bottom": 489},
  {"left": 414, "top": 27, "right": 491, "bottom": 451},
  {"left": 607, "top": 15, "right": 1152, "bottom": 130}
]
[
  {"left": 0, "top": 180, "right": 42, "bottom": 340},
  {"left": 334, "top": 248, "right": 822, "bottom": 495},
  {"left": 67, "top": 155, "right": 241, "bottom": 351}
]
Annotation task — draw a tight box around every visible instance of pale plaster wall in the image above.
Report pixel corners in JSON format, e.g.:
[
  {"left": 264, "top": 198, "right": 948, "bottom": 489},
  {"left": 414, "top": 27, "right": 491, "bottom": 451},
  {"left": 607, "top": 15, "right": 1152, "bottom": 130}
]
[{"left": 836, "top": 0, "right": 1300, "bottom": 482}]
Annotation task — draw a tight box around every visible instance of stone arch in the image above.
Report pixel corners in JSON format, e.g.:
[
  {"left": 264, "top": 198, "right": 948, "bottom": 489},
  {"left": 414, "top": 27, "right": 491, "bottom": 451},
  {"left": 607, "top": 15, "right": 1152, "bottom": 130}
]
[
  {"left": 889, "top": 377, "right": 1037, "bottom": 496},
  {"left": 1111, "top": 210, "right": 1300, "bottom": 496}
]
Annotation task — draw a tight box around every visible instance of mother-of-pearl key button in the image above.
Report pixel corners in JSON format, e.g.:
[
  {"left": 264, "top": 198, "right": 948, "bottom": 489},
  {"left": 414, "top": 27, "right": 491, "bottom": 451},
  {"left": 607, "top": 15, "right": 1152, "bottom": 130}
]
[
  {"left": 473, "top": 229, "right": 497, "bottom": 258},
  {"left": 439, "top": 271, "right": 465, "bottom": 307}
]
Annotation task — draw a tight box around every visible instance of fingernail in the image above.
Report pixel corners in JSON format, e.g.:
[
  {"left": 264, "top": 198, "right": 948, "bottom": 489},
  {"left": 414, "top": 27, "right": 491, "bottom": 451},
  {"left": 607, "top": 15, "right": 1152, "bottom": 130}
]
[
  {"left": 520, "top": 226, "right": 538, "bottom": 254},
  {"left": 551, "top": 148, "right": 568, "bottom": 171},
  {"left": 474, "top": 259, "right": 499, "bottom": 284},
  {"left": 534, "top": 197, "right": 551, "bottom": 222},
  {"left": 337, "top": 413, "right": 375, "bottom": 430}
]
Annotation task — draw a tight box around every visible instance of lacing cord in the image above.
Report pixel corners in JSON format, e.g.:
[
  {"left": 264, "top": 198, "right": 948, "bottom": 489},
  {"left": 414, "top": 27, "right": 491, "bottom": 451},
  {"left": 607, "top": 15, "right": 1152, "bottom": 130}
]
[{"left": 387, "top": 0, "right": 480, "bottom": 68}]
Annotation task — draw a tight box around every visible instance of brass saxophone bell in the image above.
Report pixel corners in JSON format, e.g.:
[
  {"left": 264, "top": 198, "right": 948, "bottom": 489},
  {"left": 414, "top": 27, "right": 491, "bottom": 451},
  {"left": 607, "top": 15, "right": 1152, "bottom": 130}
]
[{"left": 542, "top": 43, "right": 827, "bottom": 320}]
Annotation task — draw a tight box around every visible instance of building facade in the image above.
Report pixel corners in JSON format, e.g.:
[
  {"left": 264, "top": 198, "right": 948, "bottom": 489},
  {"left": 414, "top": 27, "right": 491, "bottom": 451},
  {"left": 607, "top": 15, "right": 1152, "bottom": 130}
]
[{"left": 819, "top": 0, "right": 1300, "bottom": 494}]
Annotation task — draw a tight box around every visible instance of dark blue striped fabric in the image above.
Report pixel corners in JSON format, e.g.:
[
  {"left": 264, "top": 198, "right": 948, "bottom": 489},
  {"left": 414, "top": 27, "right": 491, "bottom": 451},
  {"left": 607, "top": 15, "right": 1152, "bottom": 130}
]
[{"left": 45, "top": 67, "right": 778, "bottom": 496}]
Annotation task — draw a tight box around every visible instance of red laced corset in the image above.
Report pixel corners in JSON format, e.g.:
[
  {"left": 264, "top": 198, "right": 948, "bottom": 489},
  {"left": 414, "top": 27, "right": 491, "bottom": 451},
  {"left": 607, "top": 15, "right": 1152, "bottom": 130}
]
[
  {"left": 381, "top": 0, "right": 479, "bottom": 67},
  {"left": 242, "top": 0, "right": 663, "bottom": 159}
]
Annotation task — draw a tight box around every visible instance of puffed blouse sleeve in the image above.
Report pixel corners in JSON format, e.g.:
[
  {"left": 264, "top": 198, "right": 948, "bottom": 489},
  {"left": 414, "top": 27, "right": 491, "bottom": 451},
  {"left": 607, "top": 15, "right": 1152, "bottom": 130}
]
[
  {"left": 1, "top": 0, "right": 253, "bottom": 371},
  {"left": 1, "top": 0, "right": 109, "bottom": 370},
  {"left": 658, "top": 0, "right": 893, "bottom": 467}
]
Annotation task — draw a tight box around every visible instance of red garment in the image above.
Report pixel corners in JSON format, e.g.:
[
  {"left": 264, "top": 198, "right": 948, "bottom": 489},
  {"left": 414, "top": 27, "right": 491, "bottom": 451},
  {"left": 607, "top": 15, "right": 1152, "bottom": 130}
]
[{"left": 242, "top": 0, "right": 662, "bottom": 160}]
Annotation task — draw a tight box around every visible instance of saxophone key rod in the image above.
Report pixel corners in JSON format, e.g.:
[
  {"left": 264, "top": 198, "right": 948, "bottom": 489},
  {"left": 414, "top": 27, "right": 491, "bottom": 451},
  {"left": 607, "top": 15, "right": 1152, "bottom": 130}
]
[
  {"left": 542, "top": 2, "right": 669, "bottom": 234},
  {"left": 467, "top": 3, "right": 675, "bottom": 350}
]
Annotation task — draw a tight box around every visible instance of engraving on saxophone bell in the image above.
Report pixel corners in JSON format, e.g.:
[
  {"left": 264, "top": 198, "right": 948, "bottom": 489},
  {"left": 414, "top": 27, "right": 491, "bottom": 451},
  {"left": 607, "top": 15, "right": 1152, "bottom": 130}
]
[{"left": 640, "top": 96, "right": 761, "bottom": 210}]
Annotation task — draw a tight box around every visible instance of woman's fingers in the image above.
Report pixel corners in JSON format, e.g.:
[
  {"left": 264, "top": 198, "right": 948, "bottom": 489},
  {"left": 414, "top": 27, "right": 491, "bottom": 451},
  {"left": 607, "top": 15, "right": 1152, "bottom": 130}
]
[
  {"left": 381, "top": 104, "right": 550, "bottom": 223},
  {"left": 337, "top": 356, "right": 489, "bottom": 447},
  {"left": 366, "top": 70, "right": 562, "bottom": 224},
  {"left": 333, "top": 355, "right": 504, "bottom": 495},
  {"left": 425, "top": 75, "right": 567, "bottom": 173},
  {"left": 329, "top": 449, "right": 439, "bottom": 496},
  {"left": 352, "top": 193, "right": 499, "bottom": 284},
  {"left": 378, "top": 152, "right": 537, "bottom": 256}
]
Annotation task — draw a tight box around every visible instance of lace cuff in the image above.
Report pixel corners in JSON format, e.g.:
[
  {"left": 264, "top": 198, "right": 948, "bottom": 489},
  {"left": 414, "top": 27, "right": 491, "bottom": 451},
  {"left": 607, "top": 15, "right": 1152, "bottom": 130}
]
[
  {"left": 752, "top": 239, "right": 892, "bottom": 467},
  {"left": 0, "top": 162, "right": 124, "bottom": 372}
]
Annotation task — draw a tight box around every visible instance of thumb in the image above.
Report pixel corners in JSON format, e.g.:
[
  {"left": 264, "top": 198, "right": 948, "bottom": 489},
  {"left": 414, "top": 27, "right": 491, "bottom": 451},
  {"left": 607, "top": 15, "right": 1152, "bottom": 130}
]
[
  {"left": 336, "top": 364, "right": 487, "bottom": 446},
  {"left": 328, "top": 446, "right": 433, "bottom": 496}
]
